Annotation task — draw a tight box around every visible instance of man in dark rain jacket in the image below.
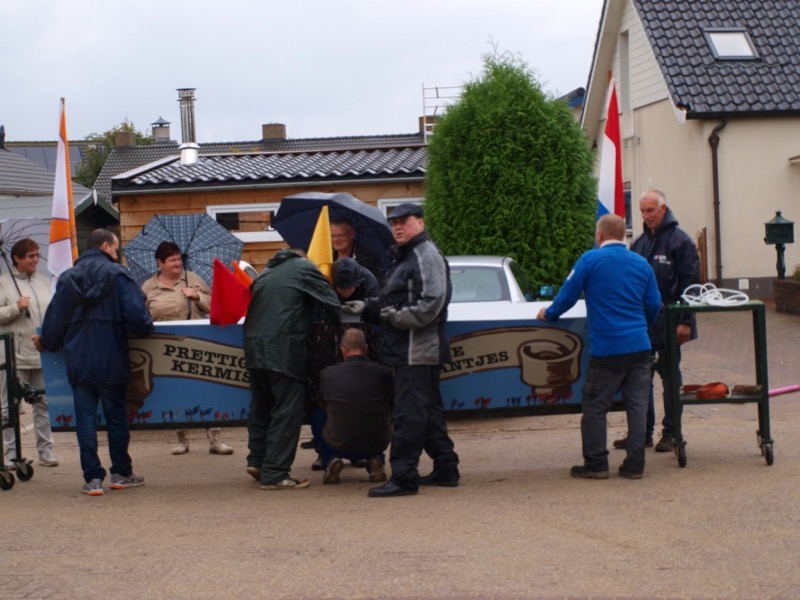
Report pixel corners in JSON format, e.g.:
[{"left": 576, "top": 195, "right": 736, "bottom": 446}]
[
  {"left": 347, "top": 203, "right": 459, "bottom": 497},
  {"left": 619, "top": 189, "right": 699, "bottom": 454},
  {"left": 244, "top": 249, "right": 341, "bottom": 490},
  {"left": 37, "top": 229, "right": 154, "bottom": 497}
]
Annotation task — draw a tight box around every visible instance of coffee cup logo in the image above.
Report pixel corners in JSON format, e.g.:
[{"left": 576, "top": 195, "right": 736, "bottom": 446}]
[
  {"left": 518, "top": 328, "right": 581, "bottom": 403},
  {"left": 127, "top": 348, "right": 153, "bottom": 411}
]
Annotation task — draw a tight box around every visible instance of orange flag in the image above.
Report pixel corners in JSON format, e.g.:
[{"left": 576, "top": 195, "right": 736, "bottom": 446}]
[
  {"left": 306, "top": 205, "right": 333, "bottom": 281},
  {"left": 232, "top": 260, "right": 253, "bottom": 288},
  {"left": 49, "top": 98, "right": 78, "bottom": 279},
  {"left": 210, "top": 258, "right": 251, "bottom": 326}
]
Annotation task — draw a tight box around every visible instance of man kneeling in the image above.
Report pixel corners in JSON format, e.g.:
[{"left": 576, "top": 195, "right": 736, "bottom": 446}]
[{"left": 315, "top": 329, "right": 393, "bottom": 484}]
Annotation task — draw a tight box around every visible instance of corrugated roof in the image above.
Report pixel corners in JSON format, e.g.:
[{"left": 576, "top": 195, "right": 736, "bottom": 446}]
[
  {"left": 112, "top": 146, "right": 427, "bottom": 193},
  {"left": 97, "top": 133, "right": 425, "bottom": 200},
  {"left": 634, "top": 0, "right": 800, "bottom": 117}
]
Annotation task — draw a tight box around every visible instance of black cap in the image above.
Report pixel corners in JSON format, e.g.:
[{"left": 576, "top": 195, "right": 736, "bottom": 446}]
[
  {"left": 332, "top": 258, "right": 364, "bottom": 288},
  {"left": 387, "top": 202, "right": 424, "bottom": 220}
]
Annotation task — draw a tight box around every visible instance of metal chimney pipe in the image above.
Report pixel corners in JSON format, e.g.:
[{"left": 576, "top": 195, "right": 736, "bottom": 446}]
[{"left": 177, "top": 88, "right": 197, "bottom": 143}]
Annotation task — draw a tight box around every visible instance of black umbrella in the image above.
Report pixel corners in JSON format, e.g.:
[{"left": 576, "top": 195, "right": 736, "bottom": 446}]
[
  {"left": 272, "top": 192, "right": 393, "bottom": 271},
  {"left": 124, "top": 213, "right": 244, "bottom": 286}
]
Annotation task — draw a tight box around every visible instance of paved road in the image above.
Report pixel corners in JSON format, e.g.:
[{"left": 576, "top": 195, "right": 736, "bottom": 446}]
[{"left": 3, "top": 305, "right": 799, "bottom": 599}]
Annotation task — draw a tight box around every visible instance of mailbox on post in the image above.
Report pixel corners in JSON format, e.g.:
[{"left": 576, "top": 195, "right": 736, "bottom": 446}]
[{"left": 764, "top": 211, "right": 794, "bottom": 279}]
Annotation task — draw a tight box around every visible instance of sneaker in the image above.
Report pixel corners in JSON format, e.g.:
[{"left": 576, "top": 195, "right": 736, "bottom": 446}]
[
  {"left": 570, "top": 465, "right": 609, "bottom": 479},
  {"left": 110, "top": 473, "right": 145, "bottom": 489},
  {"left": 300, "top": 439, "right": 317, "bottom": 450},
  {"left": 82, "top": 479, "right": 104, "bottom": 496},
  {"left": 259, "top": 477, "right": 310, "bottom": 490},
  {"left": 311, "top": 458, "right": 324, "bottom": 471},
  {"left": 368, "top": 456, "right": 387, "bottom": 483},
  {"left": 39, "top": 449, "right": 59, "bottom": 467},
  {"left": 4, "top": 458, "right": 16, "bottom": 471},
  {"left": 655, "top": 434, "right": 675, "bottom": 453},
  {"left": 612, "top": 435, "right": 654, "bottom": 450},
  {"left": 323, "top": 458, "right": 344, "bottom": 484},
  {"left": 618, "top": 465, "right": 644, "bottom": 479},
  {"left": 246, "top": 466, "right": 260, "bottom": 481}
]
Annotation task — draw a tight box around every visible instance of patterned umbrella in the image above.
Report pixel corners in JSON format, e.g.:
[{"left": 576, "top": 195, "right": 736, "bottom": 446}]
[
  {"left": 0, "top": 218, "right": 51, "bottom": 276},
  {"left": 123, "top": 213, "right": 244, "bottom": 286}
]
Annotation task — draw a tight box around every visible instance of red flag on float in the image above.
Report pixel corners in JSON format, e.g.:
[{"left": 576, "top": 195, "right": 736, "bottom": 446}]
[
  {"left": 210, "top": 258, "right": 251, "bottom": 326},
  {"left": 597, "top": 74, "right": 625, "bottom": 220},
  {"left": 49, "top": 98, "right": 79, "bottom": 279}
]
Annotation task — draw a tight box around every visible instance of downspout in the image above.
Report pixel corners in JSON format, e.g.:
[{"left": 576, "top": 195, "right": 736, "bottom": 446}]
[{"left": 708, "top": 118, "right": 728, "bottom": 285}]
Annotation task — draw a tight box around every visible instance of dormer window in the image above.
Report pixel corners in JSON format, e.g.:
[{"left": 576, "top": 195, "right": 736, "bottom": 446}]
[{"left": 704, "top": 27, "right": 758, "bottom": 60}]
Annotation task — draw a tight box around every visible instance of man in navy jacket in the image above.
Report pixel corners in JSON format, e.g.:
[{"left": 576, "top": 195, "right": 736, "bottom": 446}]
[
  {"left": 538, "top": 215, "right": 661, "bottom": 479},
  {"left": 37, "top": 229, "right": 154, "bottom": 496}
]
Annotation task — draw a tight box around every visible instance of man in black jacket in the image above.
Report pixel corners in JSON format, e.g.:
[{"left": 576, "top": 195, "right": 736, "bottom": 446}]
[
  {"left": 617, "top": 189, "right": 699, "bottom": 453},
  {"left": 348, "top": 202, "right": 459, "bottom": 497},
  {"left": 316, "top": 328, "right": 392, "bottom": 484}
]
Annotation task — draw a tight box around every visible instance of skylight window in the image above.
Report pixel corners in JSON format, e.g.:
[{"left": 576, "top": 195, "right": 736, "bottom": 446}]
[{"left": 704, "top": 28, "right": 758, "bottom": 60}]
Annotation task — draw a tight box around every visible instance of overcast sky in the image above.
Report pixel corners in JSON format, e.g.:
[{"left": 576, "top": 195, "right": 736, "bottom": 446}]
[{"left": 1, "top": 0, "right": 604, "bottom": 143}]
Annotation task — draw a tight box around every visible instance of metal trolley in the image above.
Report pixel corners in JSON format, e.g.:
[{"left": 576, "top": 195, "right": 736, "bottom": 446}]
[
  {"left": 0, "top": 331, "right": 45, "bottom": 491},
  {"left": 662, "top": 300, "right": 773, "bottom": 468}
]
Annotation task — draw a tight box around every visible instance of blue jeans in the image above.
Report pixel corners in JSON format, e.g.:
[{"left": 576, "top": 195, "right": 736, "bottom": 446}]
[
  {"left": 581, "top": 351, "right": 651, "bottom": 473},
  {"left": 72, "top": 384, "right": 132, "bottom": 483},
  {"left": 309, "top": 408, "right": 385, "bottom": 474},
  {"left": 645, "top": 348, "right": 680, "bottom": 437}
]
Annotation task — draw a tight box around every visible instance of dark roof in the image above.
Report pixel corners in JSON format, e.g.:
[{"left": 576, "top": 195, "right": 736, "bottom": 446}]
[
  {"left": 634, "top": 0, "right": 800, "bottom": 118},
  {"left": 0, "top": 148, "right": 92, "bottom": 197},
  {"left": 5, "top": 141, "right": 91, "bottom": 176},
  {"left": 111, "top": 146, "right": 427, "bottom": 194},
  {"left": 97, "top": 133, "right": 425, "bottom": 200}
]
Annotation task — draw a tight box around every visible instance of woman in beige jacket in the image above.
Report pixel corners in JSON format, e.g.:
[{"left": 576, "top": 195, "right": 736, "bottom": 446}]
[
  {"left": 141, "top": 241, "right": 234, "bottom": 456},
  {"left": 0, "top": 238, "right": 58, "bottom": 469}
]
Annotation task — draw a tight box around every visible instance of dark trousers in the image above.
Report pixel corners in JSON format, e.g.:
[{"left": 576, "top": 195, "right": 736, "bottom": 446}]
[
  {"left": 581, "top": 351, "right": 651, "bottom": 473},
  {"left": 247, "top": 369, "right": 306, "bottom": 485},
  {"left": 389, "top": 365, "right": 459, "bottom": 490},
  {"left": 309, "top": 409, "right": 385, "bottom": 474},
  {"left": 645, "top": 348, "right": 680, "bottom": 437},
  {"left": 72, "top": 384, "right": 132, "bottom": 483}
]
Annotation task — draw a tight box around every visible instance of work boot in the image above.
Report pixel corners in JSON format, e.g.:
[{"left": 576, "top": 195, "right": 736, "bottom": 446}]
[
  {"left": 655, "top": 433, "right": 675, "bottom": 453},
  {"left": 206, "top": 428, "right": 234, "bottom": 455},
  {"left": 172, "top": 429, "right": 189, "bottom": 455}
]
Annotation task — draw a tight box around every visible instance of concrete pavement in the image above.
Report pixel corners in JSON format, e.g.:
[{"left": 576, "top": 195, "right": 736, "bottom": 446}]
[{"left": 3, "top": 303, "right": 800, "bottom": 599}]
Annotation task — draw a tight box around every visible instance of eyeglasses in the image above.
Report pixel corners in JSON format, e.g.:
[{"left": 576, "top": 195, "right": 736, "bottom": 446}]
[
  {"left": 331, "top": 234, "right": 351, "bottom": 240},
  {"left": 24, "top": 253, "right": 41, "bottom": 260}
]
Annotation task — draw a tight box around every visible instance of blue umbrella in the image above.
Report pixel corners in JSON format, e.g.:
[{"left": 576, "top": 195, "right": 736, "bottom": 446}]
[
  {"left": 123, "top": 213, "right": 243, "bottom": 286},
  {"left": 272, "top": 192, "right": 393, "bottom": 271}
]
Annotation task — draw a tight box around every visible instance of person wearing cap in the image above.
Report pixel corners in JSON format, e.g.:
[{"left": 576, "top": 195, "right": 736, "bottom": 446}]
[
  {"left": 332, "top": 257, "right": 380, "bottom": 304},
  {"left": 344, "top": 202, "right": 460, "bottom": 497},
  {"left": 331, "top": 219, "right": 386, "bottom": 283}
]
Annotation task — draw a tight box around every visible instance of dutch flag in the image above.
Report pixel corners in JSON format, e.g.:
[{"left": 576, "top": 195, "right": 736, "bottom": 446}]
[{"left": 597, "top": 75, "right": 625, "bottom": 220}]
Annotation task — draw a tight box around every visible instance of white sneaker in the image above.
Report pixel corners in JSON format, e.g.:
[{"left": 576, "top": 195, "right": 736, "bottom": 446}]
[
  {"left": 4, "top": 459, "right": 15, "bottom": 471},
  {"left": 39, "top": 449, "right": 59, "bottom": 467}
]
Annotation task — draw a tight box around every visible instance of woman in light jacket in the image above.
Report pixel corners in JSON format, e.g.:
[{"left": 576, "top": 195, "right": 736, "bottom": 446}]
[{"left": 0, "top": 238, "right": 58, "bottom": 469}]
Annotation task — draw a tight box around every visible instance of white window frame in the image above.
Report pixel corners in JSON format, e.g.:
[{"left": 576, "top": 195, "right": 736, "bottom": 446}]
[
  {"left": 377, "top": 197, "right": 425, "bottom": 217},
  {"left": 206, "top": 203, "right": 283, "bottom": 242}
]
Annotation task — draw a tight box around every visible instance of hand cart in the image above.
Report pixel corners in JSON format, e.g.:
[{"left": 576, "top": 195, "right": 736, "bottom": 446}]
[
  {"left": 0, "top": 331, "right": 45, "bottom": 491},
  {"left": 662, "top": 300, "right": 773, "bottom": 468}
]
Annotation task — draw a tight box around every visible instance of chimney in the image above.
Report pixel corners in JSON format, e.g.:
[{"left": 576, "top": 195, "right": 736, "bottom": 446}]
[
  {"left": 262, "top": 123, "right": 286, "bottom": 141},
  {"left": 177, "top": 88, "right": 197, "bottom": 143},
  {"left": 151, "top": 116, "right": 171, "bottom": 143},
  {"left": 179, "top": 142, "right": 200, "bottom": 166},
  {"left": 114, "top": 130, "right": 136, "bottom": 147}
]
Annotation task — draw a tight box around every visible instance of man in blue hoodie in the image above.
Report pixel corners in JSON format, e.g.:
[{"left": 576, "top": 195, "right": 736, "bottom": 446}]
[
  {"left": 538, "top": 215, "right": 661, "bottom": 479},
  {"left": 37, "top": 229, "right": 154, "bottom": 496}
]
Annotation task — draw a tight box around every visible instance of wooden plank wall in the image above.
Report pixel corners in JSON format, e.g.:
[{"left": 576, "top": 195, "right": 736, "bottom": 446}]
[{"left": 117, "top": 181, "right": 424, "bottom": 273}]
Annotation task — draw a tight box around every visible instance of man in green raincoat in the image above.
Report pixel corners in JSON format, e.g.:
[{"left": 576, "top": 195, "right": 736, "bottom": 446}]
[{"left": 244, "top": 249, "right": 341, "bottom": 490}]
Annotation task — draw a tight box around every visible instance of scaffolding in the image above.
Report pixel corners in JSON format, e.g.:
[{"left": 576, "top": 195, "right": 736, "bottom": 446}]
[{"left": 421, "top": 83, "right": 463, "bottom": 143}]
